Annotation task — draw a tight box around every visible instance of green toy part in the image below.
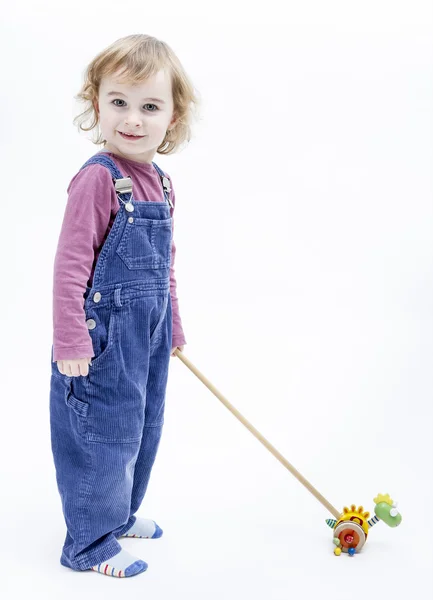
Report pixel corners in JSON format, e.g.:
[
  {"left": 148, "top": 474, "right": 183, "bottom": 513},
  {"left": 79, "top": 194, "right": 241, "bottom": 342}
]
[{"left": 374, "top": 501, "right": 402, "bottom": 527}]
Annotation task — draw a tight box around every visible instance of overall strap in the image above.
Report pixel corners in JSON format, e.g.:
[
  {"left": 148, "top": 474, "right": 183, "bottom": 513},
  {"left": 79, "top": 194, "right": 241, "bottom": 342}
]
[{"left": 79, "top": 153, "right": 173, "bottom": 208}]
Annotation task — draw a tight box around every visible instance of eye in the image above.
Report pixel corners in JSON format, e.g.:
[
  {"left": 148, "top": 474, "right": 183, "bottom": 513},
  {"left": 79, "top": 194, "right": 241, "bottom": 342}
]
[
  {"left": 111, "top": 99, "right": 158, "bottom": 111},
  {"left": 144, "top": 103, "right": 158, "bottom": 111}
]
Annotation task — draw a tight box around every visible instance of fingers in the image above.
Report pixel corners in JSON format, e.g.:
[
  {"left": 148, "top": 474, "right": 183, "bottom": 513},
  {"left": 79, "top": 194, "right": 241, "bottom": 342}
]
[
  {"left": 78, "top": 360, "right": 90, "bottom": 377},
  {"left": 56, "top": 358, "right": 92, "bottom": 377}
]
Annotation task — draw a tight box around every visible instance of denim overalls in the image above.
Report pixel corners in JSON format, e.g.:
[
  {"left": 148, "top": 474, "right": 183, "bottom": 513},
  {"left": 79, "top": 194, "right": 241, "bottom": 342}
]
[{"left": 49, "top": 153, "right": 173, "bottom": 571}]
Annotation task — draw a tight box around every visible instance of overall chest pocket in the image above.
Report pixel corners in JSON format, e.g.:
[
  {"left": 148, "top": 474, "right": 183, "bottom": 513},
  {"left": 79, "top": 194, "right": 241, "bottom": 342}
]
[{"left": 116, "top": 216, "right": 172, "bottom": 270}]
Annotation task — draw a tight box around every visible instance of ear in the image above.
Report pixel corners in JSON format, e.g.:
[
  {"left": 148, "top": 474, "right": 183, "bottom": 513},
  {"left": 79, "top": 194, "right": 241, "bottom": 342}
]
[
  {"left": 169, "top": 112, "right": 178, "bottom": 129},
  {"left": 93, "top": 99, "right": 99, "bottom": 115}
]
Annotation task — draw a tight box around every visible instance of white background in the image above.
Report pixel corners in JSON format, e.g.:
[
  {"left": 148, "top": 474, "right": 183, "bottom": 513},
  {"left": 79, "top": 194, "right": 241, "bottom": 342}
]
[{"left": 0, "top": 1, "right": 432, "bottom": 598}]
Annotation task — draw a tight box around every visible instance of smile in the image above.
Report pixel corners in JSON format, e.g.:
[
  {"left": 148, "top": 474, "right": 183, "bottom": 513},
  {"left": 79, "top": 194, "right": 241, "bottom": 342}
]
[{"left": 118, "top": 132, "right": 145, "bottom": 140}]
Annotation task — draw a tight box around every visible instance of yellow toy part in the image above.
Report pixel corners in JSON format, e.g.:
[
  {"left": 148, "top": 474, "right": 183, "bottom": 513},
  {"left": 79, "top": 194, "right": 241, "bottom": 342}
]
[{"left": 337, "top": 504, "right": 370, "bottom": 536}]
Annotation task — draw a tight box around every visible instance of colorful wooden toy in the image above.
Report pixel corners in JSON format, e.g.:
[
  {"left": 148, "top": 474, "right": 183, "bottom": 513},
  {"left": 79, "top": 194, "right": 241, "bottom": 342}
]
[
  {"left": 174, "top": 350, "right": 403, "bottom": 555},
  {"left": 326, "top": 494, "right": 402, "bottom": 556}
]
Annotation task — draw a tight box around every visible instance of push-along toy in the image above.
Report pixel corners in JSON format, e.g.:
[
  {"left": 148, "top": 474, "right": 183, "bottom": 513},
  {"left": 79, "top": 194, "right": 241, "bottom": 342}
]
[{"left": 174, "top": 350, "right": 402, "bottom": 557}]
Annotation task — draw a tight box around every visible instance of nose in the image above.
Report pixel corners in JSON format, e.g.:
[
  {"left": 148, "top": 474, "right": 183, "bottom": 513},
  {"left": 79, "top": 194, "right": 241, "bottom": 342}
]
[{"left": 124, "top": 111, "right": 143, "bottom": 126}]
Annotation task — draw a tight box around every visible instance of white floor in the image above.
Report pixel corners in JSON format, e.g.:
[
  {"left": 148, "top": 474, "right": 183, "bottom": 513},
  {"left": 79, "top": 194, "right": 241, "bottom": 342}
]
[{"left": 2, "top": 323, "right": 430, "bottom": 599}]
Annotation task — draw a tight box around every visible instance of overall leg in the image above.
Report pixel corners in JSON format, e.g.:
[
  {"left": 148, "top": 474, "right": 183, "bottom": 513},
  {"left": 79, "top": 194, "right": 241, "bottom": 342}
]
[
  {"left": 49, "top": 370, "right": 125, "bottom": 570},
  {"left": 115, "top": 292, "right": 172, "bottom": 534},
  {"left": 50, "top": 300, "right": 151, "bottom": 571}
]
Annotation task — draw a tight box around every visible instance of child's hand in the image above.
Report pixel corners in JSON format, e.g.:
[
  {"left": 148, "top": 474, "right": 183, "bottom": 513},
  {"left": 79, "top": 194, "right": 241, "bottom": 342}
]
[
  {"left": 57, "top": 349, "right": 182, "bottom": 375},
  {"left": 170, "top": 345, "right": 184, "bottom": 357},
  {"left": 56, "top": 357, "right": 92, "bottom": 377}
]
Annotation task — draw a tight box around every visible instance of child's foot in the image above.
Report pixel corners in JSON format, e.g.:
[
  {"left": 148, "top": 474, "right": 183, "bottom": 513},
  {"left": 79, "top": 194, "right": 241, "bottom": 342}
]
[
  {"left": 121, "top": 517, "right": 163, "bottom": 539},
  {"left": 90, "top": 548, "right": 148, "bottom": 577}
]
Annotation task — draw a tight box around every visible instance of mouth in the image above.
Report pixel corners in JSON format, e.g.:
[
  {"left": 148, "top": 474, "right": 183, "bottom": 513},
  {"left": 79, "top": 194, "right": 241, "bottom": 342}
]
[{"left": 118, "top": 131, "right": 146, "bottom": 141}]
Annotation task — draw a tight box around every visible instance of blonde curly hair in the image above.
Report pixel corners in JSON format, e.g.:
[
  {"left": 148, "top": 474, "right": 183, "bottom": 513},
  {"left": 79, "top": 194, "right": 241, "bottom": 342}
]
[{"left": 73, "top": 34, "right": 202, "bottom": 154}]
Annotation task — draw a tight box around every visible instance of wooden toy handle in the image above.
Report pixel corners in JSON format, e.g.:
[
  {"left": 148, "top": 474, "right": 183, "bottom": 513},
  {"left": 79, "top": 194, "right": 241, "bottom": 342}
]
[{"left": 174, "top": 349, "right": 341, "bottom": 519}]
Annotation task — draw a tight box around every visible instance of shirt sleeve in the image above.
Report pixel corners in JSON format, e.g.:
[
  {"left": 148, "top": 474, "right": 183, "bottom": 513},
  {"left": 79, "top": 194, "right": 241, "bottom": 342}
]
[
  {"left": 52, "top": 163, "right": 187, "bottom": 361},
  {"left": 52, "top": 164, "right": 113, "bottom": 362},
  {"left": 168, "top": 180, "right": 187, "bottom": 348}
]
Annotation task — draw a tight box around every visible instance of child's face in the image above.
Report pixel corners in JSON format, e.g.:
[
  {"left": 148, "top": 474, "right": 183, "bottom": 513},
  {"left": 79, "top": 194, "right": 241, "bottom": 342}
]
[{"left": 95, "top": 69, "right": 177, "bottom": 163}]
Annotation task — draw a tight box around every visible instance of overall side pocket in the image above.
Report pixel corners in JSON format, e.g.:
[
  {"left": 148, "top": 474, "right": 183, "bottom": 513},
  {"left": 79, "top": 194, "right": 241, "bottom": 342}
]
[
  {"left": 85, "top": 305, "right": 118, "bottom": 371},
  {"left": 63, "top": 375, "right": 89, "bottom": 438},
  {"left": 64, "top": 376, "right": 89, "bottom": 417}
]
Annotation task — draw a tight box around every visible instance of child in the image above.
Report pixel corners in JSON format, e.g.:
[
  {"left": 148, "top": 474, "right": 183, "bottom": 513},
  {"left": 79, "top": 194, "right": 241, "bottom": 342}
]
[{"left": 49, "top": 34, "right": 200, "bottom": 578}]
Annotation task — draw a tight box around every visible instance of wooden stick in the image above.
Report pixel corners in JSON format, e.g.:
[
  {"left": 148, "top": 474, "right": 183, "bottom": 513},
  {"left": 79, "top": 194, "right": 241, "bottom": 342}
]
[{"left": 174, "top": 349, "right": 341, "bottom": 519}]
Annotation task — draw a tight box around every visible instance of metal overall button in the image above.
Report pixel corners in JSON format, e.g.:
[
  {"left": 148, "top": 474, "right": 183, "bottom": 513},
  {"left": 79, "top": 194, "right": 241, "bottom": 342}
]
[
  {"left": 93, "top": 292, "right": 102, "bottom": 303},
  {"left": 86, "top": 319, "right": 96, "bottom": 329},
  {"left": 115, "top": 176, "right": 134, "bottom": 212}
]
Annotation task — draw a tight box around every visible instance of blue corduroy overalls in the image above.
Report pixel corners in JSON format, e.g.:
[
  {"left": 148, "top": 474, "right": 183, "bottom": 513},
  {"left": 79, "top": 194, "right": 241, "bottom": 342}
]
[{"left": 49, "top": 153, "right": 173, "bottom": 571}]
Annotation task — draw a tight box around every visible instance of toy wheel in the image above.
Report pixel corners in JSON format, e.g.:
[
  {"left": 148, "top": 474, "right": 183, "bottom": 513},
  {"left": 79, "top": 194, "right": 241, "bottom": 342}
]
[{"left": 333, "top": 521, "right": 366, "bottom": 553}]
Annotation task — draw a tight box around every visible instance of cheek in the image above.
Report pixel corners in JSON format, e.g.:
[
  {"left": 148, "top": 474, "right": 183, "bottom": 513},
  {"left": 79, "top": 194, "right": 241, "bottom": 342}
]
[
  {"left": 148, "top": 120, "right": 167, "bottom": 135},
  {"left": 99, "top": 111, "right": 115, "bottom": 126},
  {"left": 100, "top": 116, "right": 118, "bottom": 135}
]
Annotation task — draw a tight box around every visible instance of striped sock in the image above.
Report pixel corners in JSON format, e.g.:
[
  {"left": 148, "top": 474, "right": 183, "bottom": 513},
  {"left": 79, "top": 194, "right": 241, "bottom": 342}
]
[
  {"left": 121, "top": 517, "right": 163, "bottom": 539},
  {"left": 90, "top": 548, "right": 148, "bottom": 578}
]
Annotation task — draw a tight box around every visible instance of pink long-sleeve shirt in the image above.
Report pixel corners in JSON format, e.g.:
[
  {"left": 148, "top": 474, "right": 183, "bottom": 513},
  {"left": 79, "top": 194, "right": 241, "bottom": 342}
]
[{"left": 52, "top": 151, "right": 186, "bottom": 362}]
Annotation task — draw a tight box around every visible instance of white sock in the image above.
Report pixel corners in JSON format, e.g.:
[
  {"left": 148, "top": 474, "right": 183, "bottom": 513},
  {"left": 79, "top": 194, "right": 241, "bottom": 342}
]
[
  {"left": 121, "top": 517, "right": 163, "bottom": 539},
  {"left": 90, "top": 548, "right": 148, "bottom": 577}
]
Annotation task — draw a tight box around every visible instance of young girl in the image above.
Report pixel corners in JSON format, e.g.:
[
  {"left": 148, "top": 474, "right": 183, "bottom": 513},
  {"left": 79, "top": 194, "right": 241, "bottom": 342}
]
[{"left": 49, "top": 34, "right": 200, "bottom": 578}]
